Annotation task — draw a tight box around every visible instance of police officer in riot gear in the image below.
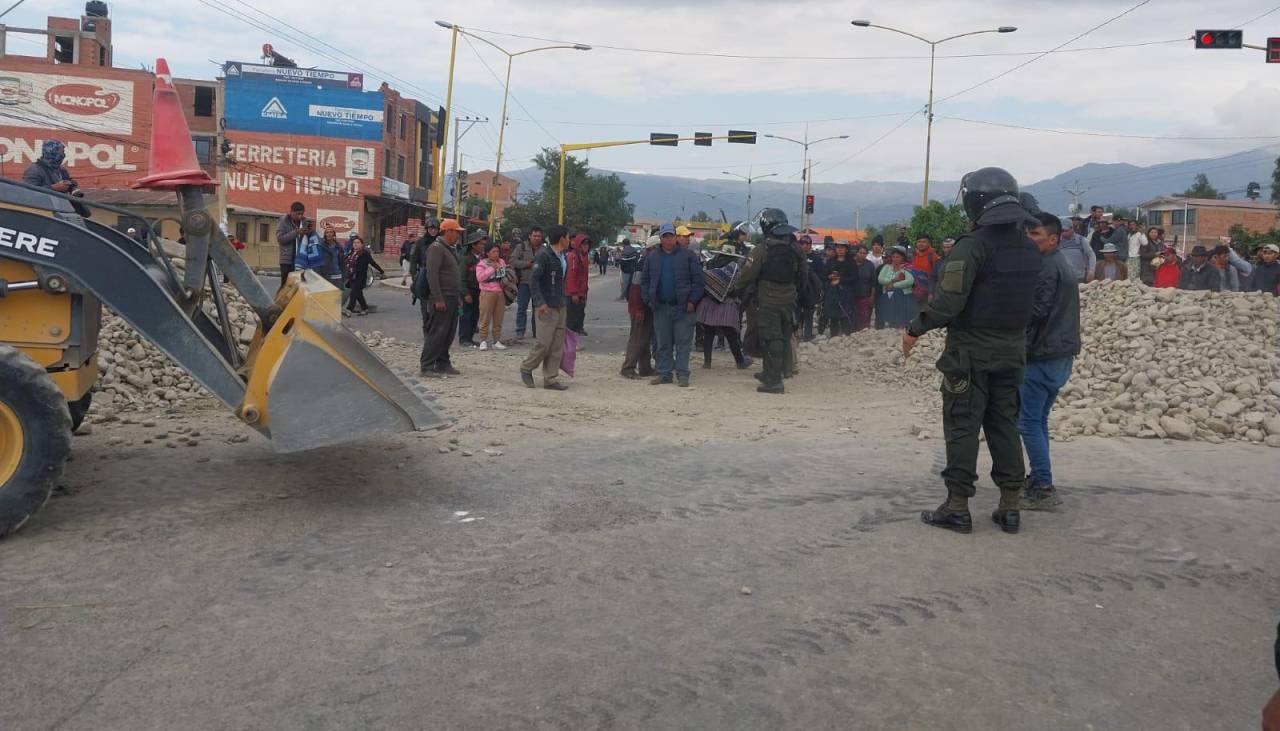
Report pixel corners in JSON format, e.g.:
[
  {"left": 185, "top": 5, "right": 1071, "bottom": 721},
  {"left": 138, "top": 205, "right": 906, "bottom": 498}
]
[
  {"left": 732, "top": 208, "right": 808, "bottom": 394},
  {"left": 901, "top": 168, "right": 1041, "bottom": 534}
]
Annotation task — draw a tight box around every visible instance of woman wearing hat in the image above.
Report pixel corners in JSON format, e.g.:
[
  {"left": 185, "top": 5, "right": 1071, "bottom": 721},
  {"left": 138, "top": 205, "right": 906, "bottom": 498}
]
[{"left": 876, "top": 246, "right": 917, "bottom": 329}]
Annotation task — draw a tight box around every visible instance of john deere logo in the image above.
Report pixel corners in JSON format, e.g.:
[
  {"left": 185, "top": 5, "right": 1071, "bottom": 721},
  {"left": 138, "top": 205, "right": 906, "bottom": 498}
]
[{"left": 260, "top": 97, "right": 287, "bottom": 119}]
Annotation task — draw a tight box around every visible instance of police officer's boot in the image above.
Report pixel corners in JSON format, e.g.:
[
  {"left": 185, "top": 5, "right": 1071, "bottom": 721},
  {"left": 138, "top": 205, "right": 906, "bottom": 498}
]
[
  {"left": 991, "top": 487, "right": 1021, "bottom": 534},
  {"left": 920, "top": 493, "right": 972, "bottom": 534}
]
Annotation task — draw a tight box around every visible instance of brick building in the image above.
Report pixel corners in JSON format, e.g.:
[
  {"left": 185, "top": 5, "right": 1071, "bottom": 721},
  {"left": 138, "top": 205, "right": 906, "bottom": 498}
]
[
  {"left": 1141, "top": 196, "right": 1279, "bottom": 250},
  {"left": 466, "top": 169, "right": 520, "bottom": 223},
  {"left": 2, "top": 1, "right": 445, "bottom": 262}
]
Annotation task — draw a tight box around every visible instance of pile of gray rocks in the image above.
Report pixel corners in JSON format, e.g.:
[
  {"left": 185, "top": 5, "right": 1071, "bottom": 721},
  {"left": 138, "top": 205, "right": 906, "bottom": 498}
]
[{"left": 798, "top": 280, "right": 1280, "bottom": 447}]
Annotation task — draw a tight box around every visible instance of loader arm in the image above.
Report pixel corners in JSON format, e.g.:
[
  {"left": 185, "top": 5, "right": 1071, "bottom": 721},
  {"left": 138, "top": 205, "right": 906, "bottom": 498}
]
[{"left": 0, "top": 197, "right": 250, "bottom": 414}]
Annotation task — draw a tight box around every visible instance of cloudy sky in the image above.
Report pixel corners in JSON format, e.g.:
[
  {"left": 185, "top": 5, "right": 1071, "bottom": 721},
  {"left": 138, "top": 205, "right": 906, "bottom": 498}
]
[{"left": 11, "top": 0, "right": 1280, "bottom": 187}]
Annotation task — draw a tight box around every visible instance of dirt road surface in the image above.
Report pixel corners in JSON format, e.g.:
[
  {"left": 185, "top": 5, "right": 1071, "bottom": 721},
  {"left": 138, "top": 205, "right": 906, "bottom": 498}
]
[{"left": 3, "top": 271, "right": 1278, "bottom": 730}]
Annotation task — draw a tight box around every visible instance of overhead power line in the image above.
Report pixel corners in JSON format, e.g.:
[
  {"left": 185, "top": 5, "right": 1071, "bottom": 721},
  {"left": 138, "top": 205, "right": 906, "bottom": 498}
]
[
  {"left": 1238, "top": 4, "right": 1280, "bottom": 26},
  {"left": 936, "top": 0, "right": 1154, "bottom": 104},
  {"left": 190, "top": 0, "right": 479, "bottom": 116},
  {"left": 459, "top": 34, "right": 561, "bottom": 146},
  {"left": 937, "top": 116, "right": 1280, "bottom": 141},
  {"left": 462, "top": 26, "right": 1185, "bottom": 62},
  {"left": 504, "top": 110, "right": 919, "bottom": 129},
  {"left": 809, "top": 111, "right": 923, "bottom": 176}
]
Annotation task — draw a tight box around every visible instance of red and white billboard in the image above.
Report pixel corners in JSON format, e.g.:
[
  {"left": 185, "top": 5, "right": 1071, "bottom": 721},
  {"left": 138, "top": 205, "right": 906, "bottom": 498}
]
[
  {"left": 0, "top": 63, "right": 151, "bottom": 188},
  {"left": 224, "top": 130, "right": 380, "bottom": 233}
]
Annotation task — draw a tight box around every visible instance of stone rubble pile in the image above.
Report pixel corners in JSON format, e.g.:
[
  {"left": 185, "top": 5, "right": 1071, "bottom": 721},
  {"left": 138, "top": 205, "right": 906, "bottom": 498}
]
[
  {"left": 799, "top": 280, "right": 1280, "bottom": 447},
  {"left": 91, "top": 239, "right": 408, "bottom": 417}
]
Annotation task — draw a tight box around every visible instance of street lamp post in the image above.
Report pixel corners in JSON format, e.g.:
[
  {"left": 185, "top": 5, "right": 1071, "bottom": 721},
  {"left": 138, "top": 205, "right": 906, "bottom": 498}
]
[
  {"left": 722, "top": 170, "right": 778, "bottom": 226},
  {"left": 436, "top": 21, "right": 590, "bottom": 234},
  {"left": 763, "top": 131, "right": 849, "bottom": 229},
  {"left": 851, "top": 20, "right": 1016, "bottom": 207},
  {"left": 433, "top": 20, "right": 459, "bottom": 220}
]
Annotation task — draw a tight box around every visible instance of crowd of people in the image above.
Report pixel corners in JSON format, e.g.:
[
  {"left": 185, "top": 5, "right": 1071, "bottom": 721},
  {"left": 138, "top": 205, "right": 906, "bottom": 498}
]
[{"left": 1060, "top": 205, "right": 1280, "bottom": 293}]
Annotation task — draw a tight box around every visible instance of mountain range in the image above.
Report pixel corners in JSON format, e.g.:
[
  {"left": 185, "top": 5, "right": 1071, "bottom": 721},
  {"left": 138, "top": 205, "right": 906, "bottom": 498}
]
[{"left": 505, "top": 147, "right": 1278, "bottom": 228}]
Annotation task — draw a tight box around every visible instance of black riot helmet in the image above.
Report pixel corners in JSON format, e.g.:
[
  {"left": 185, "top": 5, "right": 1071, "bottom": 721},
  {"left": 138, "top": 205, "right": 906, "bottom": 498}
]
[
  {"left": 757, "top": 208, "right": 789, "bottom": 236},
  {"left": 958, "top": 167, "right": 1021, "bottom": 223}
]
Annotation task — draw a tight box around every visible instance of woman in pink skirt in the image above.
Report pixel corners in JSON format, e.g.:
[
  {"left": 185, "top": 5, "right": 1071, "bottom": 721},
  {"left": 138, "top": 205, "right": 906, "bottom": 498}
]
[{"left": 696, "top": 286, "right": 752, "bottom": 370}]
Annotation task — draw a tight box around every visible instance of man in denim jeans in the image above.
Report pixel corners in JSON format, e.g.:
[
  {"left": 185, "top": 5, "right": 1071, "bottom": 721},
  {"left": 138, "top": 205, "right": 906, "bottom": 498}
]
[
  {"left": 510, "top": 226, "right": 545, "bottom": 340},
  {"left": 642, "top": 223, "right": 705, "bottom": 388},
  {"left": 1018, "top": 212, "right": 1080, "bottom": 510}
]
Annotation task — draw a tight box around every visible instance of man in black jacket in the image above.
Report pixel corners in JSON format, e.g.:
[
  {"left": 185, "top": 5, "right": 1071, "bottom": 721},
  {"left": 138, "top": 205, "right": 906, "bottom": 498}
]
[
  {"left": 1018, "top": 213, "right": 1080, "bottom": 511},
  {"left": 520, "top": 225, "right": 571, "bottom": 391}
]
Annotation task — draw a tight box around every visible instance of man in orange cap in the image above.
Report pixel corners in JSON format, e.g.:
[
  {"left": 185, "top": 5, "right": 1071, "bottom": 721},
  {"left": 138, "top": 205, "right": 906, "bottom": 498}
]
[{"left": 419, "top": 218, "right": 465, "bottom": 376}]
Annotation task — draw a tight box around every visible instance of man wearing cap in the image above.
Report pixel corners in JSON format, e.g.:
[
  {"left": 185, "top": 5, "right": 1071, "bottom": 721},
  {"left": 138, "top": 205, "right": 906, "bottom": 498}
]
[
  {"left": 420, "top": 218, "right": 465, "bottom": 376},
  {"left": 1250, "top": 244, "right": 1280, "bottom": 295},
  {"left": 642, "top": 223, "right": 705, "bottom": 388},
  {"left": 1093, "top": 243, "right": 1127, "bottom": 282}
]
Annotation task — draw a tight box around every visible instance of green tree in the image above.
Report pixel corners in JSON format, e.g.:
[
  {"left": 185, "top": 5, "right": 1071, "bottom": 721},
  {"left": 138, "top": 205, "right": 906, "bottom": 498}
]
[
  {"left": 691, "top": 210, "right": 712, "bottom": 222},
  {"left": 1271, "top": 156, "right": 1280, "bottom": 205},
  {"left": 461, "top": 195, "right": 490, "bottom": 221},
  {"left": 1184, "top": 173, "right": 1224, "bottom": 200},
  {"left": 907, "top": 201, "right": 968, "bottom": 248},
  {"left": 1227, "top": 223, "right": 1279, "bottom": 255},
  {"left": 499, "top": 147, "right": 633, "bottom": 245}
]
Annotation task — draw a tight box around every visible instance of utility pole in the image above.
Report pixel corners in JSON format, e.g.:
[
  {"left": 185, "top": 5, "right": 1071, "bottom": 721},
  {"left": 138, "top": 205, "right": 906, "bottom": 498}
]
[
  {"left": 214, "top": 75, "right": 228, "bottom": 237},
  {"left": 449, "top": 116, "right": 487, "bottom": 216},
  {"left": 1064, "top": 180, "right": 1090, "bottom": 218}
]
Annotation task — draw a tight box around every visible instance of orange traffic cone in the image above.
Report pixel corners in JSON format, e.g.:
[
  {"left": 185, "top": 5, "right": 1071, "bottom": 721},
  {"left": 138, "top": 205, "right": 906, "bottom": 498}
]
[{"left": 134, "top": 58, "right": 217, "bottom": 190}]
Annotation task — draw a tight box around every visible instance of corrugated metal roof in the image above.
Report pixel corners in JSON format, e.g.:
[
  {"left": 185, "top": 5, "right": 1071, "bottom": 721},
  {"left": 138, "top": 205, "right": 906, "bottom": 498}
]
[{"left": 1140, "top": 195, "right": 1279, "bottom": 211}]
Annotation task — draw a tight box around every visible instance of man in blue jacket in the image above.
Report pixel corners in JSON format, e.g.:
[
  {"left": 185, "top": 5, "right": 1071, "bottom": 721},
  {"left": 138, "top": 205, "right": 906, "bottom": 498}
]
[{"left": 642, "top": 223, "right": 705, "bottom": 387}]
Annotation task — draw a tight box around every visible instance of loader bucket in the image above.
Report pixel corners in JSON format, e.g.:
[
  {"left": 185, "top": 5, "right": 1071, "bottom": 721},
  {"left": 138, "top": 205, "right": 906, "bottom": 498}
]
[{"left": 238, "top": 273, "right": 449, "bottom": 453}]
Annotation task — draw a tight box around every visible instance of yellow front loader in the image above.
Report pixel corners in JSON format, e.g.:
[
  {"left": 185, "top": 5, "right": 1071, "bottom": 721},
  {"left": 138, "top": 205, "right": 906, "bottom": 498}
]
[{"left": 0, "top": 59, "right": 446, "bottom": 538}]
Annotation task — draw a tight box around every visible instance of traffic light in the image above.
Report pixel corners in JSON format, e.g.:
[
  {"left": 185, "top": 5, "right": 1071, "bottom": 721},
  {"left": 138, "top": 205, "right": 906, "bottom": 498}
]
[
  {"left": 1268, "top": 37, "right": 1280, "bottom": 63},
  {"left": 804, "top": 195, "right": 815, "bottom": 215},
  {"left": 1195, "top": 30, "right": 1243, "bottom": 49},
  {"left": 436, "top": 106, "right": 447, "bottom": 147},
  {"left": 694, "top": 132, "right": 712, "bottom": 147},
  {"left": 457, "top": 170, "right": 468, "bottom": 199},
  {"left": 728, "top": 130, "right": 757, "bottom": 144},
  {"left": 650, "top": 133, "right": 679, "bottom": 147}
]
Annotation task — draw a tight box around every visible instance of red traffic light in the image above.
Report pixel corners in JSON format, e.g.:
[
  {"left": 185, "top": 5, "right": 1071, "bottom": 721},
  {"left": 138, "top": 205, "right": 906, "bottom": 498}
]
[
  {"left": 804, "top": 195, "right": 815, "bottom": 215},
  {"left": 1269, "top": 37, "right": 1280, "bottom": 63},
  {"left": 1194, "top": 29, "right": 1243, "bottom": 49}
]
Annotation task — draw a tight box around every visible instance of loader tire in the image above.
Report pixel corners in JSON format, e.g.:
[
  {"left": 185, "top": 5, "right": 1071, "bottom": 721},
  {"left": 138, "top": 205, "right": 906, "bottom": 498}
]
[
  {"left": 0, "top": 345, "right": 72, "bottom": 539},
  {"left": 68, "top": 390, "right": 92, "bottom": 433}
]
